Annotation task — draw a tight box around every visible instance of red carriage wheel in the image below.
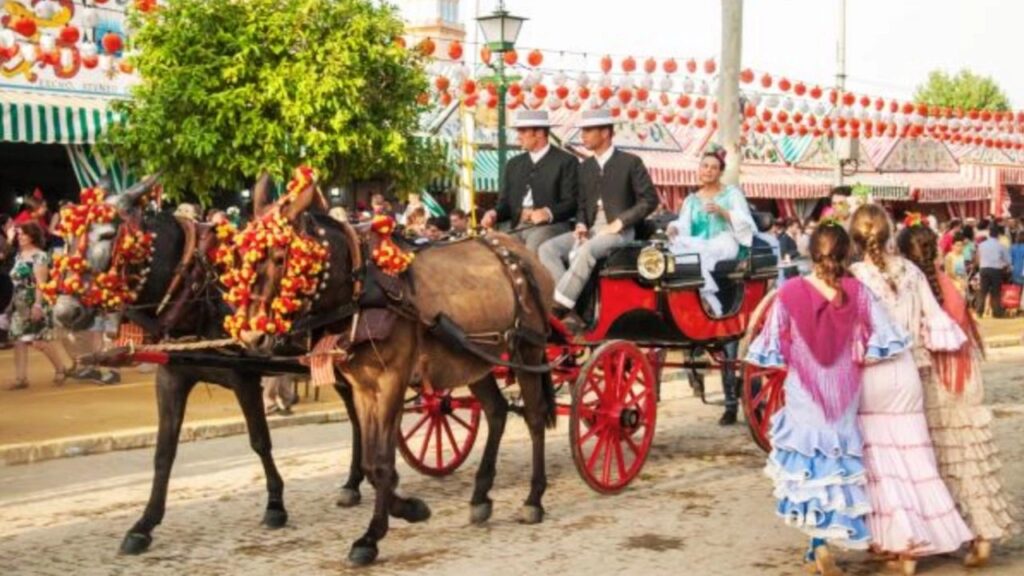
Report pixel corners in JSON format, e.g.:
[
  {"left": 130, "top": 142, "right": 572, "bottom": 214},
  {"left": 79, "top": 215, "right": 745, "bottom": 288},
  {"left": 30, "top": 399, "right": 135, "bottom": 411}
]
[
  {"left": 569, "top": 340, "right": 657, "bottom": 494},
  {"left": 398, "top": 389, "right": 481, "bottom": 477},
  {"left": 739, "top": 290, "right": 787, "bottom": 453}
]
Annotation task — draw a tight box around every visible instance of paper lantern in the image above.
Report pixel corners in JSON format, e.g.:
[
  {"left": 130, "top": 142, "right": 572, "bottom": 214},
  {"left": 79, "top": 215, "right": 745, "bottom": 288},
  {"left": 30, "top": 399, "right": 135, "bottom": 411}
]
[
  {"left": 503, "top": 50, "right": 518, "bottom": 66},
  {"left": 739, "top": 68, "right": 754, "bottom": 84},
  {"left": 777, "top": 110, "right": 789, "bottom": 123},
  {"left": 59, "top": 26, "right": 80, "bottom": 45},
  {"left": 393, "top": 36, "right": 407, "bottom": 49},
  {"left": 617, "top": 88, "right": 633, "bottom": 104},
  {"left": 759, "top": 73, "right": 772, "bottom": 89},
  {"left": 508, "top": 82, "right": 522, "bottom": 97},
  {"left": 703, "top": 59, "right": 716, "bottom": 74},
  {"left": 626, "top": 107, "right": 639, "bottom": 120},
  {"left": 119, "top": 61, "right": 134, "bottom": 74},
  {"left": 761, "top": 109, "right": 773, "bottom": 123},
  {"left": 635, "top": 87, "right": 649, "bottom": 102},
  {"left": 901, "top": 102, "right": 914, "bottom": 115},
  {"left": 417, "top": 38, "right": 436, "bottom": 56},
  {"left": 793, "top": 82, "right": 807, "bottom": 96},
  {"left": 461, "top": 79, "right": 477, "bottom": 95},
  {"left": 598, "top": 86, "right": 614, "bottom": 101},
  {"left": 102, "top": 32, "right": 123, "bottom": 54},
  {"left": 621, "top": 56, "right": 636, "bottom": 73},
  {"left": 447, "top": 40, "right": 463, "bottom": 60},
  {"left": 695, "top": 97, "right": 707, "bottom": 110},
  {"left": 778, "top": 78, "right": 792, "bottom": 92},
  {"left": 14, "top": 17, "right": 37, "bottom": 38},
  {"left": 809, "top": 86, "right": 823, "bottom": 100},
  {"left": 600, "top": 55, "right": 613, "bottom": 73},
  {"left": 663, "top": 58, "right": 678, "bottom": 74},
  {"left": 480, "top": 46, "right": 492, "bottom": 64},
  {"left": 527, "top": 49, "right": 543, "bottom": 67},
  {"left": 676, "top": 94, "right": 691, "bottom": 108},
  {"left": 439, "top": 91, "right": 453, "bottom": 106},
  {"left": 686, "top": 58, "right": 697, "bottom": 73},
  {"left": 578, "top": 86, "right": 591, "bottom": 100},
  {"left": 555, "top": 85, "right": 569, "bottom": 100}
]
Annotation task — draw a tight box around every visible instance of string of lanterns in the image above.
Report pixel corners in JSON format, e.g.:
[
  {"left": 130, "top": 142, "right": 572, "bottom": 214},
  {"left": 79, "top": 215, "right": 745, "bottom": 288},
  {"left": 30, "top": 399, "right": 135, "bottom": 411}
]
[{"left": 407, "top": 34, "right": 1024, "bottom": 151}]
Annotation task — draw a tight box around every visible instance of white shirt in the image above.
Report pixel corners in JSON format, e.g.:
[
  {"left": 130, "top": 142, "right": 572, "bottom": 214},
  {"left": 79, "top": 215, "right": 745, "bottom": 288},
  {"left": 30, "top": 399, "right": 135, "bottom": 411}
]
[
  {"left": 595, "top": 146, "right": 616, "bottom": 170},
  {"left": 529, "top": 144, "right": 550, "bottom": 164}
]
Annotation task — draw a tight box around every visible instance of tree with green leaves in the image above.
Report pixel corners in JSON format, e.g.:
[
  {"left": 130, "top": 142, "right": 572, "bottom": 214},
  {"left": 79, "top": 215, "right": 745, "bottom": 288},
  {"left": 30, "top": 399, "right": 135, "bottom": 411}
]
[
  {"left": 105, "top": 0, "right": 443, "bottom": 202},
  {"left": 913, "top": 69, "right": 1011, "bottom": 112}
]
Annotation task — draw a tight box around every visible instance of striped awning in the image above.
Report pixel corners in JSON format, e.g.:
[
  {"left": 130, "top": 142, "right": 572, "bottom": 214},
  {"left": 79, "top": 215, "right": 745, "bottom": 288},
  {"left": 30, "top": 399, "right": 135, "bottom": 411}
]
[
  {"left": 428, "top": 145, "right": 525, "bottom": 193},
  {"left": 740, "top": 164, "right": 833, "bottom": 199},
  {"left": 0, "top": 90, "right": 124, "bottom": 145}
]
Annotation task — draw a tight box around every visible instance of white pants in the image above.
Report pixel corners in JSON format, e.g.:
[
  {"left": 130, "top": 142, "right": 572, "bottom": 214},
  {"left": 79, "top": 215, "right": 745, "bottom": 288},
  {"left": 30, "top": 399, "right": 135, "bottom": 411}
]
[{"left": 670, "top": 233, "right": 740, "bottom": 314}]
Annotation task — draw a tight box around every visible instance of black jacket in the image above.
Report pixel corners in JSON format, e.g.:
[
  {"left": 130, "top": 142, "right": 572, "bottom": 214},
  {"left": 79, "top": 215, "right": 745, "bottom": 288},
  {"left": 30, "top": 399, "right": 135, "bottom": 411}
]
[
  {"left": 495, "top": 145, "right": 579, "bottom": 225},
  {"left": 577, "top": 149, "right": 659, "bottom": 230}
]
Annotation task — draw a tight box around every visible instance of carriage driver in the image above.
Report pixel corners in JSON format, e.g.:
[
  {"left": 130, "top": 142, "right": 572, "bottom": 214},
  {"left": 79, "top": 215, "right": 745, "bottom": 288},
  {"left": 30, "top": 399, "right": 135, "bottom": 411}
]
[
  {"left": 539, "top": 108, "right": 659, "bottom": 327},
  {"left": 481, "top": 110, "right": 580, "bottom": 252}
]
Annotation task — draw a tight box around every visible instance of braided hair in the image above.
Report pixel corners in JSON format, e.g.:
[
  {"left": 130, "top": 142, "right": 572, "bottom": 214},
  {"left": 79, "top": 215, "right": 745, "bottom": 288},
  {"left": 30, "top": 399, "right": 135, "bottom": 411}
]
[
  {"left": 810, "top": 219, "right": 852, "bottom": 298},
  {"left": 897, "top": 224, "right": 943, "bottom": 306},
  {"left": 850, "top": 204, "right": 898, "bottom": 292}
]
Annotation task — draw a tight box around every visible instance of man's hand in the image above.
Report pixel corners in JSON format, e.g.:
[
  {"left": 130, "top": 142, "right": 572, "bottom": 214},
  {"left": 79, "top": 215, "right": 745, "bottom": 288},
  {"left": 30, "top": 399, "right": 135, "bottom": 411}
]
[
  {"left": 529, "top": 208, "right": 552, "bottom": 225},
  {"left": 574, "top": 223, "right": 588, "bottom": 241},
  {"left": 599, "top": 219, "right": 624, "bottom": 236},
  {"left": 480, "top": 209, "right": 498, "bottom": 229},
  {"left": 666, "top": 223, "right": 679, "bottom": 240}
]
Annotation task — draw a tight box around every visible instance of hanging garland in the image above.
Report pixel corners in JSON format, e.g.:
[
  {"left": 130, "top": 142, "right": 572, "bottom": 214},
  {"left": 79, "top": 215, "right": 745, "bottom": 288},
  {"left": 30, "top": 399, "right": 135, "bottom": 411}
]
[
  {"left": 214, "top": 166, "right": 329, "bottom": 341},
  {"left": 42, "top": 186, "right": 154, "bottom": 310},
  {"left": 369, "top": 215, "right": 414, "bottom": 276}
]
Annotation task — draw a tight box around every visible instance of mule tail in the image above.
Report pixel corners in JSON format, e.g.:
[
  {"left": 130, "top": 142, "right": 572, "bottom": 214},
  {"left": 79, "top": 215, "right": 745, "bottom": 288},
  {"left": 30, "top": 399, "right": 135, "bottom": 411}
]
[{"left": 542, "top": 370, "right": 557, "bottom": 429}]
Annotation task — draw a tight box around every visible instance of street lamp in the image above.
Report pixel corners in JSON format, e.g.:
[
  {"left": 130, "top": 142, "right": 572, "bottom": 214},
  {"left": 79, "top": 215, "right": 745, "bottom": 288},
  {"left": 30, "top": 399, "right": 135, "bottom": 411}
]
[{"left": 476, "top": 1, "right": 526, "bottom": 193}]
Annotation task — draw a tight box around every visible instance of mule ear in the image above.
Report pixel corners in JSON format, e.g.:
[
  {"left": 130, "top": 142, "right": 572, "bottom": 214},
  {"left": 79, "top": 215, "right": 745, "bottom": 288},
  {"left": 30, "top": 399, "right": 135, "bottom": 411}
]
[
  {"left": 116, "top": 173, "right": 161, "bottom": 211},
  {"left": 253, "top": 171, "right": 272, "bottom": 216},
  {"left": 283, "top": 183, "right": 316, "bottom": 221}
]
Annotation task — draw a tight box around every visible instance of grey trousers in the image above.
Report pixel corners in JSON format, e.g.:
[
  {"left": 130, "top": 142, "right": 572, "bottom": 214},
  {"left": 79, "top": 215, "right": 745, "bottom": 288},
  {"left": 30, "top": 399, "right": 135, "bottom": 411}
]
[
  {"left": 514, "top": 222, "right": 572, "bottom": 253},
  {"left": 539, "top": 228, "right": 634, "bottom": 308}
]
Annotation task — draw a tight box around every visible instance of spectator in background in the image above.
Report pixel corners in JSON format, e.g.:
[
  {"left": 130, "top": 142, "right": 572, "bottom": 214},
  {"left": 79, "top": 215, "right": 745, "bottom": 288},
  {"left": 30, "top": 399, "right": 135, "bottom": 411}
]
[
  {"left": 328, "top": 206, "right": 349, "bottom": 224},
  {"left": 401, "top": 192, "right": 424, "bottom": 225},
  {"left": 48, "top": 200, "right": 71, "bottom": 255},
  {"left": 961, "top": 223, "right": 978, "bottom": 272},
  {"left": 205, "top": 208, "right": 227, "bottom": 224},
  {"left": 5, "top": 222, "right": 71, "bottom": 390},
  {"left": 404, "top": 205, "right": 428, "bottom": 238},
  {"left": 370, "top": 193, "right": 388, "bottom": 217},
  {"left": 1011, "top": 231, "right": 1024, "bottom": 286},
  {"left": 797, "top": 220, "right": 816, "bottom": 258},
  {"left": 976, "top": 224, "right": 1011, "bottom": 318},
  {"left": 777, "top": 218, "right": 801, "bottom": 280},
  {"left": 424, "top": 215, "right": 451, "bottom": 242},
  {"left": 944, "top": 233, "right": 969, "bottom": 293},
  {"left": 939, "top": 218, "right": 961, "bottom": 255},
  {"left": 263, "top": 375, "right": 297, "bottom": 416},
  {"left": 449, "top": 209, "right": 469, "bottom": 238},
  {"left": 174, "top": 203, "right": 199, "bottom": 221}
]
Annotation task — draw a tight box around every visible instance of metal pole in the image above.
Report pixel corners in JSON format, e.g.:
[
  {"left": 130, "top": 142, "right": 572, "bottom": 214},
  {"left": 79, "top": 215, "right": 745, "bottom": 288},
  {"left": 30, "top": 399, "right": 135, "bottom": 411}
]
[
  {"left": 497, "top": 55, "right": 508, "bottom": 193},
  {"left": 718, "top": 0, "right": 743, "bottom": 187},
  {"left": 834, "top": 0, "right": 847, "bottom": 187}
]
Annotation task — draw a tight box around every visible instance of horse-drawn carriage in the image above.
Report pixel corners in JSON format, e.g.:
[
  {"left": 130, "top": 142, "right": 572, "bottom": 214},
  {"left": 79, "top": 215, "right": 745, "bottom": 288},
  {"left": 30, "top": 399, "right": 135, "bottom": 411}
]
[{"left": 397, "top": 214, "right": 785, "bottom": 493}]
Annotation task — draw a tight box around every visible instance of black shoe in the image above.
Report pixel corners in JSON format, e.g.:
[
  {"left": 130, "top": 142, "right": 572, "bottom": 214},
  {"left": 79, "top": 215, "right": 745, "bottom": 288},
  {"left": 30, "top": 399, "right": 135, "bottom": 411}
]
[
  {"left": 718, "top": 409, "right": 738, "bottom": 426},
  {"left": 71, "top": 367, "right": 103, "bottom": 382},
  {"left": 98, "top": 371, "right": 121, "bottom": 385}
]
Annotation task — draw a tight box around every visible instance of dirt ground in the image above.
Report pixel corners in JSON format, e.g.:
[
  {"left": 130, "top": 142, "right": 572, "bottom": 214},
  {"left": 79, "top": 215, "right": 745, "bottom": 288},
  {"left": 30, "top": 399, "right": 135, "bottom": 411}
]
[{"left": 1, "top": 347, "right": 1022, "bottom": 575}]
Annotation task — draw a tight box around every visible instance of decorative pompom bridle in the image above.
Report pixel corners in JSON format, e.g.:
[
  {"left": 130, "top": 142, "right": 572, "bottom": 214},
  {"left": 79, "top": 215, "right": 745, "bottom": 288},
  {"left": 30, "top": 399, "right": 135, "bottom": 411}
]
[
  {"left": 214, "top": 166, "right": 329, "bottom": 341},
  {"left": 42, "top": 187, "right": 154, "bottom": 310}
]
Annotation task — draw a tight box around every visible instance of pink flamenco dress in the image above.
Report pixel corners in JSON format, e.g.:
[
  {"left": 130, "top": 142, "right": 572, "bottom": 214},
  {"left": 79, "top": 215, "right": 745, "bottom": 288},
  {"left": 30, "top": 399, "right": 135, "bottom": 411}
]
[
  {"left": 851, "top": 258, "right": 974, "bottom": 556},
  {"left": 746, "top": 277, "right": 909, "bottom": 552}
]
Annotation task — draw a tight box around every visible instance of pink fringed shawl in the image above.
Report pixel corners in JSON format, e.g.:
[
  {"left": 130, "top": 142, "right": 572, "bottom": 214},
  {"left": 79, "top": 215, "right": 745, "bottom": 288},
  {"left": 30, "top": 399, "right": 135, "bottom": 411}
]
[
  {"left": 933, "top": 270, "right": 980, "bottom": 395},
  {"left": 778, "top": 277, "right": 871, "bottom": 421}
]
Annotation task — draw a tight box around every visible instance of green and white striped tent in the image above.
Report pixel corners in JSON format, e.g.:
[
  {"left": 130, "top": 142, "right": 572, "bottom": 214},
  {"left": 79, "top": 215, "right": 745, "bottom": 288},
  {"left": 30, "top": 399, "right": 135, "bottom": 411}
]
[{"left": 0, "top": 89, "right": 135, "bottom": 192}]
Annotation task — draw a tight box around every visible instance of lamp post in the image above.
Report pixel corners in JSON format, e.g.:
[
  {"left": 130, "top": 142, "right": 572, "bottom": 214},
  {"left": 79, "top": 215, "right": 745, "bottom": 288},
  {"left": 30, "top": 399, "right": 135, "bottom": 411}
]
[{"left": 476, "top": 1, "right": 526, "bottom": 193}]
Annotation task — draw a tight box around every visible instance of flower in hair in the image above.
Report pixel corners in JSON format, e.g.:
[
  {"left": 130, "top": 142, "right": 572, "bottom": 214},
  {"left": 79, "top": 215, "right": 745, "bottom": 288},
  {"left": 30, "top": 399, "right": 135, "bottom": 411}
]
[
  {"left": 819, "top": 216, "right": 843, "bottom": 229},
  {"left": 903, "top": 212, "right": 924, "bottom": 228}
]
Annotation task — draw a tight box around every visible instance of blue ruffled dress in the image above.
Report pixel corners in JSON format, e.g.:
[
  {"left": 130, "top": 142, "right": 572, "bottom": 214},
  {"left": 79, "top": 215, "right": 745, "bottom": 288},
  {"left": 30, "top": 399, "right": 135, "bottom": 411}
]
[{"left": 746, "top": 290, "right": 910, "bottom": 548}]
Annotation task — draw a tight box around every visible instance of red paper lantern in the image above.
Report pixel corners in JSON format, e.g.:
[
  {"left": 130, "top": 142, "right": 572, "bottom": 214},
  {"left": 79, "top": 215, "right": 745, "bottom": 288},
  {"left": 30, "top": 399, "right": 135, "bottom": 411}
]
[
  {"left": 874, "top": 98, "right": 885, "bottom": 111},
  {"left": 968, "top": 110, "right": 980, "bottom": 120},
  {"left": 600, "top": 55, "right": 613, "bottom": 73},
  {"left": 678, "top": 115, "right": 690, "bottom": 126},
  {"left": 447, "top": 40, "right": 463, "bottom": 60},
  {"left": 744, "top": 104, "right": 756, "bottom": 118},
  {"left": 102, "top": 32, "right": 123, "bottom": 54},
  {"left": 659, "top": 92, "right": 670, "bottom": 106},
  {"left": 610, "top": 106, "right": 622, "bottom": 117},
  {"left": 778, "top": 78, "right": 792, "bottom": 92},
  {"left": 842, "top": 92, "right": 856, "bottom": 107},
  {"left": 598, "top": 86, "right": 614, "bottom": 101},
  {"left": 807, "top": 116, "right": 818, "bottom": 127},
  {"left": 777, "top": 110, "right": 789, "bottom": 123},
  {"left": 859, "top": 95, "right": 870, "bottom": 108},
  {"left": 434, "top": 76, "right": 450, "bottom": 92},
  {"left": 798, "top": 125, "right": 809, "bottom": 136},
  {"left": 663, "top": 58, "right": 678, "bottom": 74},
  {"left": 555, "top": 85, "right": 569, "bottom": 100},
  {"left": 703, "top": 59, "right": 716, "bottom": 74},
  {"left": 794, "top": 82, "right": 807, "bottom": 96},
  {"left": 643, "top": 57, "right": 657, "bottom": 74},
  {"left": 761, "top": 109, "right": 773, "bottom": 123},
  {"left": 915, "top": 103, "right": 928, "bottom": 116},
  {"left": 416, "top": 92, "right": 430, "bottom": 105},
  {"left": 981, "top": 110, "right": 993, "bottom": 122},
  {"left": 393, "top": 36, "right": 407, "bottom": 49},
  {"left": 503, "top": 50, "right": 518, "bottom": 66},
  {"left": 508, "top": 82, "right": 522, "bottom": 97},
  {"left": 527, "top": 49, "right": 543, "bottom": 67},
  {"left": 754, "top": 123, "right": 766, "bottom": 134},
  {"left": 644, "top": 109, "right": 657, "bottom": 122},
  {"left": 622, "top": 56, "right": 636, "bottom": 73},
  {"left": 59, "top": 26, "right": 81, "bottom": 45},
  {"left": 889, "top": 100, "right": 899, "bottom": 113},
  {"left": 617, "top": 88, "right": 633, "bottom": 104},
  {"left": 686, "top": 58, "right": 697, "bottom": 73},
  {"left": 440, "top": 92, "right": 453, "bottom": 106},
  {"left": 760, "top": 73, "right": 772, "bottom": 89},
  {"left": 417, "top": 38, "right": 436, "bottom": 57},
  {"left": 809, "top": 86, "right": 823, "bottom": 100},
  {"left": 635, "top": 87, "right": 649, "bottom": 102},
  {"left": 627, "top": 107, "right": 640, "bottom": 120},
  {"left": 14, "top": 17, "right": 37, "bottom": 38},
  {"left": 792, "top": 112, "right": 804, "bottom": 124},
  {"left": 676, "top": 94, "right": 691, "bottom": 108},
  {"left": 485, "top": 82, "right": 498, "bottom": 96},
  {"left": 480, "top": 46, "right": 492, "bottom": 64},
  {"left": 695, "top": 117, "right": 708, "bottom": 128},
  {"left": 695, "top": 97, "right": 707, "bottom": 110},
  {"left": 82, "top": 54, "right": 99, "bottom": 69},
  {"left": 578, "top": 86, "right": 591, "bottom": 100},
  {"left": 119, "top": 61, "right": 134, "bottom": 74},
  {"left": 461, "top": 79, "right": 477, "bottom": 95},
  {"left": 783, "top": 124, "right": 795, "bottom": 136},
  {"left": 463, "top": 93, "right": 478, "bottom": 107},
  {"left": 739, "top": 68, "right": 754, "bottom": 84},
  {"left": 532, "top": 84, "right": 547, "bottom": 99}
]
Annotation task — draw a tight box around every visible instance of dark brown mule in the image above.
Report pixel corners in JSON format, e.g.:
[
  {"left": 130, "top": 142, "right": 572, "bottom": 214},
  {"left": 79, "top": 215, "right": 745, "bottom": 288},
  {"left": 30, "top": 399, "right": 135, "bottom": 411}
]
[
  {"left": 236, "top": 183, "right": 557, "bottom": 566},
  {"left": 49, "top": 176, "right": 369, "bottom": 556}
]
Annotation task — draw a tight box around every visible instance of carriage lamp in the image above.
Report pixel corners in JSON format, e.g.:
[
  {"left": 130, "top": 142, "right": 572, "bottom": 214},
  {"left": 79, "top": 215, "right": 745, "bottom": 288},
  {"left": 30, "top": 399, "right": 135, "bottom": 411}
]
[
  {"left": 477, "top": 1, "right": 527, "bottom": 194},
  {"left": 637, "top": 246, "right": 667, "bottom": 281}
]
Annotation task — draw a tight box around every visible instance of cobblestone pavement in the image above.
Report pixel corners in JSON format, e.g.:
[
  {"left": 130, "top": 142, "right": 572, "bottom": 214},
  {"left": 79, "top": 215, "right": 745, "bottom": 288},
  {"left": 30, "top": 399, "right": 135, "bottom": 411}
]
[{"left": 2, "top": 349, "right": 1023, "bottom": 576}]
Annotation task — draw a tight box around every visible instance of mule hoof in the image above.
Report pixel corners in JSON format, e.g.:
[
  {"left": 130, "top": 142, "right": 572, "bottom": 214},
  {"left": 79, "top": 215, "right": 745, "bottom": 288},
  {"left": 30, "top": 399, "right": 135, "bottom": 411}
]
[
  {"left": 262, "top": 507, "right": 289, "bottom": 529},
  {"left": 398, "top": 497, "right": 432, "bottom": 523},
  {"left": 335, "top": 488, "right": 361, "bottom": 508},
  {"left": 119, "top": 532, "right": 153, "bottom": 555},
  {"left": 348, "top": 544, "right": 379, "bottom": 566},
  {"left": 470, "top": 501, "right": 493, "bottom": 525},
  {"left": 518, "top": 505, "right": 544, "bottom": 525}
]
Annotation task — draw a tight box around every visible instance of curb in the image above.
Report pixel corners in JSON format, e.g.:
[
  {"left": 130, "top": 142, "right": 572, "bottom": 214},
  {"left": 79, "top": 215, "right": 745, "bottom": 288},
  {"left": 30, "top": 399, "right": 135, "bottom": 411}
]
[{"left": 0, "top": 409, "right": 347, "bottom": 467}]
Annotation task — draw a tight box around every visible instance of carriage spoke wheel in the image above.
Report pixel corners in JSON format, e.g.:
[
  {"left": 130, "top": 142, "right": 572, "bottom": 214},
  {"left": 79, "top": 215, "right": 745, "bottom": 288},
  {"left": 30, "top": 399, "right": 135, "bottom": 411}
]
[
  {"left": 398, "top": 389, "right": 481, "bottom": 477},
  {"left": 739, "top": 290, "right": 787, "bottom": 453},
  {"left": 570, "top": 341, "right": 657, "bottom": 494}
]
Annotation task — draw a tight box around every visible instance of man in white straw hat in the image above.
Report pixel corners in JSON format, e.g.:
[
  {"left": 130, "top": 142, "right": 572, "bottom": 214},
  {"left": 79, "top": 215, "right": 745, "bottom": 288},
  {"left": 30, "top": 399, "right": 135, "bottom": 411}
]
[
  {"left": 539, "top": 108, "right": 658, "bottom": 327},
  {"left": 481, "top": 110, "right": 579, "bottom": 252}
]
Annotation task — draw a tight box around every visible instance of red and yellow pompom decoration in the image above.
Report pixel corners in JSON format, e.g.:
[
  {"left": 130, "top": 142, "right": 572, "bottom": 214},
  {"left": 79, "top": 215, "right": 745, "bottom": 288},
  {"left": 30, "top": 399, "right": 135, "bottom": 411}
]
[
  {"left": 370, "top": 215, "right": 414, "bottom": 276},
  {"left": 903, "top": 212, "right": 924, "bottom": 228},
  {"left": 43, "top": 187, "right": 154, "bottom": 311},
  {"left": 214, "top": 167, "right": 329, "bottom": 341}
]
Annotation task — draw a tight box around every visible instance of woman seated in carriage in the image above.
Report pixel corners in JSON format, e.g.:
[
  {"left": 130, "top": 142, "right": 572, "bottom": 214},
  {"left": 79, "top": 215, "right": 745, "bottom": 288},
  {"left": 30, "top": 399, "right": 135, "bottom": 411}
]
[{"left": 665, "top": 147, "right": 756, "bottom": 316}]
